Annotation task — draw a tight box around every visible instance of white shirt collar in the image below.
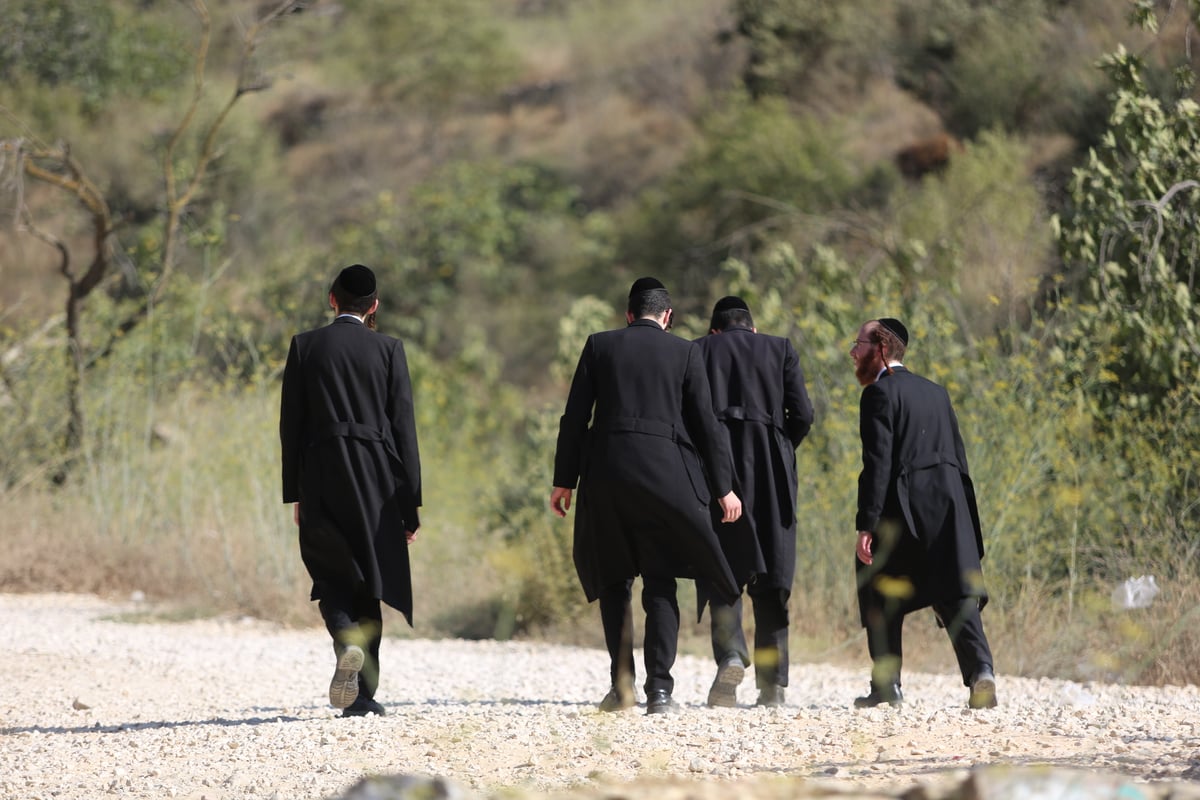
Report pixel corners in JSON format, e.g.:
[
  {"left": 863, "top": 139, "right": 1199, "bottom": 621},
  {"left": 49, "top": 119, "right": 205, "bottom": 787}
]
[{"left": 876, "top": 361, "right": 904, "bottom": 381}]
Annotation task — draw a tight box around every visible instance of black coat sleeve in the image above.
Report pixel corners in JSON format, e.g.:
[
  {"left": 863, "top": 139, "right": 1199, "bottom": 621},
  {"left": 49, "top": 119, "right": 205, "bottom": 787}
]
[
  {"left": 856, "top": 382, "right": 893, "bottom": 532},
  {"left": 553, "top": 337, "right": 596, "bottom": 489},
  {"left": 781, "top": 340, "right": 814, "bottom": 448},
  {"left": 387, "top": 337, "right": 422, "bottom": 527},
  {"left": 681, "top": 342, "right": 733, "bottom": 497}
]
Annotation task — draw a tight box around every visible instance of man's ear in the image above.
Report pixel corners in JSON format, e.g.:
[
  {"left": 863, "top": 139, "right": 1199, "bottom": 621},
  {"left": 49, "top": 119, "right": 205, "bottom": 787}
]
[
  {"left": 625, "top": 311, "right": 635, "bottom": 325},
  {"left": 368, "top": 298, "right": 380, "bottom": 314},
  {"left": 329, "top": 292, "right": 337, "bottom": 311}
]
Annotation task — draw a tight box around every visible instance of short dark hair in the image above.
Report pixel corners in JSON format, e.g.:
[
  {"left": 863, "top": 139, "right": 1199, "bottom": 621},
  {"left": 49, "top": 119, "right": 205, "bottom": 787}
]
[{"left": 628, "top": 288, "right": 671, "bottom": 318}]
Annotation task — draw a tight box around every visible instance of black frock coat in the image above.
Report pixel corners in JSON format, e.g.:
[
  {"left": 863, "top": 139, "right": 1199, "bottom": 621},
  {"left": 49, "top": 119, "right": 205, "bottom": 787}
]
[
  {"left": 553, "top": 319, "right": 740, "bottom": 605},
  {"left": 855, "top": 367, "right": 986, "bottom": 626},
  {"left": 696, "top": 328, "right": 814, "bottom": 591},
  {"left": 280, "top": 316, "right": 422, "bottom": 624}
]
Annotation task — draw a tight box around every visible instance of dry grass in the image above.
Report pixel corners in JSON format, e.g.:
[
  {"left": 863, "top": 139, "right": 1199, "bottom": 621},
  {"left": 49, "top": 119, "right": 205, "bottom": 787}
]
[
  {"left": 0, "top": 482, "right": 312, "bottom": 624},
  {"left": 2, "top": 478, "right": 1196, "bottom": 689}
]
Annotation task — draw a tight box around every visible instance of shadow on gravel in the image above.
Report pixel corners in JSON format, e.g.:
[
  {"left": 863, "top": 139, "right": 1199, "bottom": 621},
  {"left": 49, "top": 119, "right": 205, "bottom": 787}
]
[
  {"left": 400, "top": 698, "right": 597, "bottom": 708},
  {"left": 2, "top": 697, "right": 614, "bottom": 737},
  {"left": 0, "top": 712, "right": 309, "bottom": 736}
]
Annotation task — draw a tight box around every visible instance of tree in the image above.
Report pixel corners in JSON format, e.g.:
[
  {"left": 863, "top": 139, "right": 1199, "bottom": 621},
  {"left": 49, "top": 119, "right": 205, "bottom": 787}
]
[
  {"left": 1051, "top": 45, "right": 1200, "bottom": 415},
  {"left": 0, "top": 0, "right": 303, "bottom": 482}
]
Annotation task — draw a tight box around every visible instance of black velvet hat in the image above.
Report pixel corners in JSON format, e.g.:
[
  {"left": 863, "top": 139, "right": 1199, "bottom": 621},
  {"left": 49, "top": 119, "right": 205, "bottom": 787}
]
[
  {"left": 877, "top": 317, "right": 909, "bottom": 346},
  {"left": 333, "top": 264, "right": 377, "bottom": 298}
]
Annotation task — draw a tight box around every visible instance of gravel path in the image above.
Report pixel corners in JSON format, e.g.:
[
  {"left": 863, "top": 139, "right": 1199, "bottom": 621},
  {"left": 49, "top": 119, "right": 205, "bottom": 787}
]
[{"left": 4, "top": 593, "right": 1200, "bottom": 800}]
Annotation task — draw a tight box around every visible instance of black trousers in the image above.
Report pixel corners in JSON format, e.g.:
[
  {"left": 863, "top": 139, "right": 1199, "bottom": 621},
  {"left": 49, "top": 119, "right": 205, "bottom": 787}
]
[
  {"left": 316, "top": 580, "right": 383, "bottom": 700},
  {"left": 599, "top": 575, "right": 680, "bottom": 695},
  {"left": 865, "top": 596, "right": 993, "bottom": 688},
  {"left": 709, "top": 584, "right": 790, "bottom": 688}
]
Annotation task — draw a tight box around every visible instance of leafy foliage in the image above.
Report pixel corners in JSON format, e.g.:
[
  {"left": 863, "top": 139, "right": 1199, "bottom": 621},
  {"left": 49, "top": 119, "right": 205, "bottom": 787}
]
[
  {"left": 0, "top": 0, "right": 189, "bottom": 115},
  {"left": 892, "top": 0, "right": 1100, "bottom": 136},
  {"left": 732, "top": 0, "right": 871, "bottom": 99},
  {"left": 322, "top": 0, "right": 521, "bottom": 109},
  {"left": 332, "top": 159, "right": 593, "bottom": 381},
  {"left": 618, "top": 93, "right": 857, "bottom": 304},
  {"left": 1052, "top": 48, "right": 1200, "bottom": 414},
  {"left": 891, "top": 129, "right": 1053, "bottom": 334}
]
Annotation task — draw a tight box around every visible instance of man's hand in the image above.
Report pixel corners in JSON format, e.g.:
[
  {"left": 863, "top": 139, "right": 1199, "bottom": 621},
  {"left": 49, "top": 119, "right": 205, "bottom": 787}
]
[
  {"left": 856, "top": 531, "right": 874, "bottom": 565},
  {"left": 717, "top": 491, "right": 742, "bottom": 523},
  {"left": 293, "top": 503, "right": 300, "bottom": 527},
  {"left": 406, "top": 528, "right": 419, "bottom": 544},
  {"left": 550, "top": 487, "right": 573, "bottom": 518}
]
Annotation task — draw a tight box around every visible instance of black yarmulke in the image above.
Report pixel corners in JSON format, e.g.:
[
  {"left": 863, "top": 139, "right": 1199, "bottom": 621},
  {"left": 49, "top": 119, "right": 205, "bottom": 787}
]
[
  {"left": 877, "top": 317, "right": 909, "bottom": 346},
  {"left": 629, "top": 276, "right": 666, "bottom": 297},
  {"left": 712, "top": 295, "right": 749, "bottom": 314},
  {"left": 334, "top": 264, "right": 377, "bottom": 298}
]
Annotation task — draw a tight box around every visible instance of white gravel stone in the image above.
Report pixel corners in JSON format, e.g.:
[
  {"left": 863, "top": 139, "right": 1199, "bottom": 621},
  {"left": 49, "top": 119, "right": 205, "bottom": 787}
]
[{"left": 4, "top": 593, "right": 1200, "bottom": 800}]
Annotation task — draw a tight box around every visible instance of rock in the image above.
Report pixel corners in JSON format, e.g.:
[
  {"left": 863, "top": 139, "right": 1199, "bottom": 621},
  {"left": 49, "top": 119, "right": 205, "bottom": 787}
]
[
  {"left": 956, "top": 766, "right": 1162, "bottom": 799},
  {"left": 337, "top": 775, "right": 474, "bottom": 800}
]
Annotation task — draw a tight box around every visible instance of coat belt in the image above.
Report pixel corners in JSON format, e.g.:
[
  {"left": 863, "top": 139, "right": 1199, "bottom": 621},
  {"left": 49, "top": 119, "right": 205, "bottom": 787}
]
[
  {"left": 309, "top": 421, "right": 386, "bottom": 445},
  {"left": 717, "top": 406, "right": 777, "bottom": 426},
  {"left": 592, "top": 416, "right": 692, "bottom": 448}
]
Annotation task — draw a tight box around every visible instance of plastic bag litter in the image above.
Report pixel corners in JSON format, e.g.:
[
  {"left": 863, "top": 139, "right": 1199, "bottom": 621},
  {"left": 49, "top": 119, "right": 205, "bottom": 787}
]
[{"left": 1111, "top": 575, "right": 1159, "bottom": 610}]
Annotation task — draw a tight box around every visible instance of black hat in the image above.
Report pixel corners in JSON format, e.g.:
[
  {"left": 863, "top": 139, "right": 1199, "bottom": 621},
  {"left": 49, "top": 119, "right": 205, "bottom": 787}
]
[
  {"left": 333, "top": 264, "right": 377, "bottom": 298},
  {"left": 629, "top": 276, "right": 666, "bottom": 297},
  {"left": 877, "top": 317, "right": 909, "bottom": 346}
]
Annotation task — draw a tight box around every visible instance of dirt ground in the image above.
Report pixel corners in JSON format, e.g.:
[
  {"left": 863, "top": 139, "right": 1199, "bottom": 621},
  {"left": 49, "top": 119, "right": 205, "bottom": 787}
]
[{"left": 3, "top": 593, "right": 1200, "bottom": 800}]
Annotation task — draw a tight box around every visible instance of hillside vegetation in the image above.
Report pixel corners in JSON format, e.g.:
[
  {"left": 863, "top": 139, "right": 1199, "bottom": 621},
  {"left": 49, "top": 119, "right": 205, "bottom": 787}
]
[{"left": 1, "top": 0, "right": 1198, "bottom": 686}]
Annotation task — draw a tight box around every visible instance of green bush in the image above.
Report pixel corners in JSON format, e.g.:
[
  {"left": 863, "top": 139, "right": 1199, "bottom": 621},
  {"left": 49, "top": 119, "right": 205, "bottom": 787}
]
[
  {"left": 1052, "top": 48, "right": 1200, "bottom": 415},
  {"left": 891, "top": 129, "right": 1053, "bottom": 335},
  {"left": 618, "top": 92, "right": 857, "bottom": 300},
  {"left": 893, "top": 0, "right": 1094, "bottom": 136}
]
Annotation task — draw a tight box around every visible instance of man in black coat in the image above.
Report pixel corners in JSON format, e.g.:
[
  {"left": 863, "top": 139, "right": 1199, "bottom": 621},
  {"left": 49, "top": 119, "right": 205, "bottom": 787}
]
[
  {"left": 280, "top": 264, "right": 422, "bottom": 718},
  {"left": 850, "top": 317, "right": 996, "bottom": 709},
  {"left": 551, "top": 277, "right": 743, "bottom": 715},
  {"left": 696, "top": 296, "right": 813, "bottom": 708}
]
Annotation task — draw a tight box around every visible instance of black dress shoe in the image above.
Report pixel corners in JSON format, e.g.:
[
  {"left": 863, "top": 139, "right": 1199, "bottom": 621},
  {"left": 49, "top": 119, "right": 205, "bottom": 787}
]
[
  {"left": 853, "top": 682, "right": 902, "bottom": 708},
  {"left": 645, "top": 689, "right": 680, "bottom": 715},
  {"left": 342, "top": 696, "right": 386, "bottom": 717},
  {"left": 756, "top": 685, "right": 785, "bottom": 707},
  {"left": 597, "top": 685, "right": 635, "bottom": 712},
  {"left": 968, "top": 668, "right": 997, "bottom": 709}
]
